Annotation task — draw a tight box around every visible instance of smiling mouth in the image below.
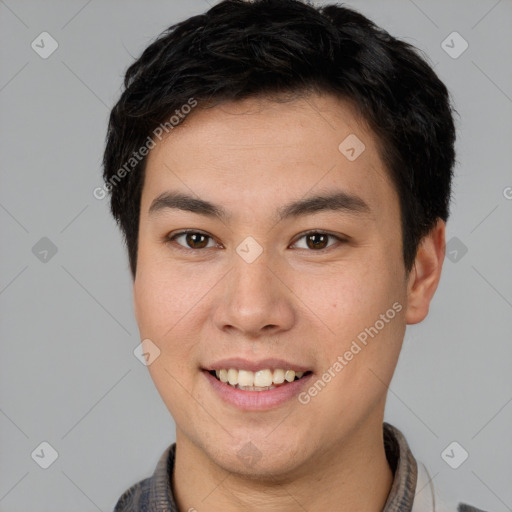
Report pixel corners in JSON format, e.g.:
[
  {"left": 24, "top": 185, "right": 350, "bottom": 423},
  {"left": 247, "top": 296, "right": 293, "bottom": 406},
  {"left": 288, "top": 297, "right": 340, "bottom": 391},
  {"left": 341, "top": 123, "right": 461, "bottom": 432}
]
[{"left": 208, "top": 368, "right": 312, "bottom": 391}]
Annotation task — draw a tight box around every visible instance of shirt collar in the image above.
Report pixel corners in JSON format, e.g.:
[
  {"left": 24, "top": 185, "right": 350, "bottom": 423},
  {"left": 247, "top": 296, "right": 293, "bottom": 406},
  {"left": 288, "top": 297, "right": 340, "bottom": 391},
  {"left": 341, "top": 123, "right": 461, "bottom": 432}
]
[
  {"left": 147, "top": 422, "right": 420, "bottom": 512},
  {"left": 382, "top": 421, "right": 418, "bottom": 511}
]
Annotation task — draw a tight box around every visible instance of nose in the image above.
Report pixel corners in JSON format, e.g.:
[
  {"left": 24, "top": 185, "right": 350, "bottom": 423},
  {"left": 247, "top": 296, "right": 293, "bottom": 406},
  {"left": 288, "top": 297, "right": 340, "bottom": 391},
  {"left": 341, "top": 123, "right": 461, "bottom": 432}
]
[{"left": 212, "top": 250, "right": 295, "bottom": 338}]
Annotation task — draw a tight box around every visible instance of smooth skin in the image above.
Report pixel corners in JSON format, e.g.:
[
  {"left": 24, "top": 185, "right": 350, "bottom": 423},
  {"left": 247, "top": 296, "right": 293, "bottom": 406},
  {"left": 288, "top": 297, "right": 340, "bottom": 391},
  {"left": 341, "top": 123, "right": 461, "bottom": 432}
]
[{"left": 133, "top": 93, "right": 446, "bottom": 512}]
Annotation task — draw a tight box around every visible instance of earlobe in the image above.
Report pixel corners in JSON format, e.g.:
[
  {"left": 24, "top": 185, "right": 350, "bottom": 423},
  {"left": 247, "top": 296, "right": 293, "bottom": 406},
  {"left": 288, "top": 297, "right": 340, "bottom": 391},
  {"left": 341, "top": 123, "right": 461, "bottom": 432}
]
[{"left": 405, "top": 219, "right": 446, "bottom": 325}]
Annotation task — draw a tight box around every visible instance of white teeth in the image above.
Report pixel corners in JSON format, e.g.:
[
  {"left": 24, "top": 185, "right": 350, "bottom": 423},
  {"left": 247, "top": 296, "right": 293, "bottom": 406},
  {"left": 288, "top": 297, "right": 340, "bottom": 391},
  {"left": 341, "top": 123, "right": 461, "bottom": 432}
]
[
  {"left": 227, "top": 368, "right": 238, "bottom": 386},
  {"left": 285, "top": 370, "right": 296, "bottom": 382},
  {"left": 238, "top": 370, "right": 254, "bottom": 387},
  {"left": 238, "top": 385, "right": 275, "bottom": 392},
  {"left": 273, "top": 369, "right": 285, "bottom": 384},
  {"left": 211, "top": 368, "right": 308, "bottom": 388},
  {"left": 254, "top": 369, "right": 273, "bottom": 387}
]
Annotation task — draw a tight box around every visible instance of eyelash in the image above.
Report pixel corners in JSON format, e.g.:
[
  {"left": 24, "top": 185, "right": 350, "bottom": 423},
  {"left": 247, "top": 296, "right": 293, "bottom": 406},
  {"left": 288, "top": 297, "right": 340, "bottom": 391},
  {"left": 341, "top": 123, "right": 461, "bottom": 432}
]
[{"left": 165, "top": 229, "right": 347, "bottom": 253}]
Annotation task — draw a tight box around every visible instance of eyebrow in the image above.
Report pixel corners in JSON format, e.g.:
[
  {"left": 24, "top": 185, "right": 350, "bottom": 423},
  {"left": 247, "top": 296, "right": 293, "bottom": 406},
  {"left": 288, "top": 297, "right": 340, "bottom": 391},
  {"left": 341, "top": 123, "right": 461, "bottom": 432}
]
[{"left": 148, "top": 190, "right": 371, "bottom": 223}]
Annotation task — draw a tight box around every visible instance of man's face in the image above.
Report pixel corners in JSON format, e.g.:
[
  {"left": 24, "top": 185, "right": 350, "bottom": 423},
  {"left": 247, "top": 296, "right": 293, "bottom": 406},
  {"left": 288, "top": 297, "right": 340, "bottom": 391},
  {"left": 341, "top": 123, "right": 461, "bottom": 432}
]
[{"left": 134, "top": 94, "right": 410, "bottom": 477}]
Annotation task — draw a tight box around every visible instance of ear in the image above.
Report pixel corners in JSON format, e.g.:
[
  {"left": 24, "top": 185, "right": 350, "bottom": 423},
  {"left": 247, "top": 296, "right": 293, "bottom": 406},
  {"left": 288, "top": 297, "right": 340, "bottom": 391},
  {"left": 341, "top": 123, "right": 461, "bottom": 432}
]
[{"left": 405, "top": 219, "right": 446, "bottom": 325}]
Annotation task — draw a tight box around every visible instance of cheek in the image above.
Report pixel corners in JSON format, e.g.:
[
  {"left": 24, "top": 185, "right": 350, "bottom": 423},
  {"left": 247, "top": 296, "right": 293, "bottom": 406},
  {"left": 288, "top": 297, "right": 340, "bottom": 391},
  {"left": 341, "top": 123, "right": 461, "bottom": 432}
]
[
  {"left": 133, "top": 272, "right": 174, "bottom": 338},
  {"left": 133, "top": 264, "right": 202, "bottom": 404},
  {"left": 134, "top": 257, "right": 197, "bottom": 337},
  {"left": 303, "top": 260, "right": 401, "bottom": 331},
  {"left": 303, "top": 250, "right": 406, "bottom": 378},
  {"left": 133, "top": 259, "right": 221, "bottom": 373}
]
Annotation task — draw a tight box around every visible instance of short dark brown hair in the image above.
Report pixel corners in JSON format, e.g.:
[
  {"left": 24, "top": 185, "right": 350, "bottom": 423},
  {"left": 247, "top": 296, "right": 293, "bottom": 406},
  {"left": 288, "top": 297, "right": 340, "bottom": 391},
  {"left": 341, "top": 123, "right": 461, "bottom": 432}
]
[{"left": 103, "top": 0, "right": 457, "bottom": 278}]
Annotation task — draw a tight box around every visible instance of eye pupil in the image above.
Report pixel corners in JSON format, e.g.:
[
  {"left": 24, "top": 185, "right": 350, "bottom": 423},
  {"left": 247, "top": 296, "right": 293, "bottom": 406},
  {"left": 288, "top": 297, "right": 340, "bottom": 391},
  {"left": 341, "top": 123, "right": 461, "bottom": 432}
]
[
  {"left": 187, "top": 233, "right": 208, "bottom": 249},
  {"left": 307, "top": 233, "right": 328, "bottom": 250}
]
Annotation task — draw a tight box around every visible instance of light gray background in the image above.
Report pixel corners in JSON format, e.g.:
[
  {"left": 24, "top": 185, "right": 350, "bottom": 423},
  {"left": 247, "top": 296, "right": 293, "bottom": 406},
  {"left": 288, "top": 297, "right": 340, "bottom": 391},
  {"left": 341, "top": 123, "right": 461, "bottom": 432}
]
[{"left": 1, "top": 0, "right": 511, "bottom": 511}]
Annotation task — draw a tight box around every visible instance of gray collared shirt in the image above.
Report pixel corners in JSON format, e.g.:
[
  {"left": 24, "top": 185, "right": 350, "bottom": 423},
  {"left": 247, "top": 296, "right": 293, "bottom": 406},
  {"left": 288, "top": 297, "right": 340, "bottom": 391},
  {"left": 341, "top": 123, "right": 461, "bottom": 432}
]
[{"left": 113, "top": 422, "right": 488, "bottom": 512}]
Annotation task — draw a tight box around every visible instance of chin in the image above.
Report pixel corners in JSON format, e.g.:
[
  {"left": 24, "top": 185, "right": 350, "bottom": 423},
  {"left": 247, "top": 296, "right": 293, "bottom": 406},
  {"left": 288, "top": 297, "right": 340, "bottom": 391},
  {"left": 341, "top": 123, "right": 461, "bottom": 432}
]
[{"left": 200, "top": 436, "right": 309, "bottom": 481}]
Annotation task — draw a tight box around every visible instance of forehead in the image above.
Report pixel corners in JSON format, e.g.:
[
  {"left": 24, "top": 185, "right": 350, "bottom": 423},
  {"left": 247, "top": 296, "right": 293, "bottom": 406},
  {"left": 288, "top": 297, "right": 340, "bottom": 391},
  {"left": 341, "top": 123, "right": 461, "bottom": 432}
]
[{"left": 140, "top": 94, "right": 398, "bottom": 224}]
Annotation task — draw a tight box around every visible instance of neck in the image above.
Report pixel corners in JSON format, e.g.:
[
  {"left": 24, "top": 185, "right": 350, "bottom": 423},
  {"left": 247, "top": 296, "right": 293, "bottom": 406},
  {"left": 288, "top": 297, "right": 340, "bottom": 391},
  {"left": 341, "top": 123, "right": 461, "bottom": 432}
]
[{"left": 172, "top": 417, "right": 394, "bottom": 512}]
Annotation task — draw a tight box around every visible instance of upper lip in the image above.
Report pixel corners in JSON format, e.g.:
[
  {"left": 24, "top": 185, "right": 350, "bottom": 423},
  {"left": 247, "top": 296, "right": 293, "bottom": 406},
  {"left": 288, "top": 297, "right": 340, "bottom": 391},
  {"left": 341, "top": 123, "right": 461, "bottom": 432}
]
[{"left": 203, "top": 358, "right": 312, "bottom": 373}]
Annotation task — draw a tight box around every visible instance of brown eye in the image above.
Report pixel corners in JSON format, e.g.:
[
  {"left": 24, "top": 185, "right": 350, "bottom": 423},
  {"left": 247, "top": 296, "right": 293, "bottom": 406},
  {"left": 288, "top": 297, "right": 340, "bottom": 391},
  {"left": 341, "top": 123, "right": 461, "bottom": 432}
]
[
  {"left": 292, "top": 231, "right": 343, "bottom": 251},
  {"left": 168, "top": 231, "right": 216, "bottom": 250},
  {"left": 184, "top": 233, "right": 209, "bottom": 249},
  {"left": 305, "top": 233, "right": 329, "bottom": 250}
]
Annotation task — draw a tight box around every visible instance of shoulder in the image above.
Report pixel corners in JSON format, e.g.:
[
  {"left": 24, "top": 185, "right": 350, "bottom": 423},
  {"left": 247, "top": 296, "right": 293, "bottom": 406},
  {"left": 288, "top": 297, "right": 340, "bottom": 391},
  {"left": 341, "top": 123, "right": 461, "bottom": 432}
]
[
  {"left": 415, "top": 460, "right": 491, "bottom": 512},
  {"left": 457, "top": 504, "right": 490, "bottom": 512},
  {"left": 436, "top": 503, "right": 490, "bottom": 512},
  {"left": 113, "top": 477, "right": 152, "bottom": 511},
  {"left": 112, "top": 443, "right": 176, "bottom": 511}
]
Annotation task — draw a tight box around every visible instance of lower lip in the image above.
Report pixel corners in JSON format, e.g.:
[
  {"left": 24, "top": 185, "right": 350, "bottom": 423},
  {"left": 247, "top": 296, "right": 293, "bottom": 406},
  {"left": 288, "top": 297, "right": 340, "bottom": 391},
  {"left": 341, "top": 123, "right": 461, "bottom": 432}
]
[{"left": 203, "top": 370, "right": 313, "bottom": 411}]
